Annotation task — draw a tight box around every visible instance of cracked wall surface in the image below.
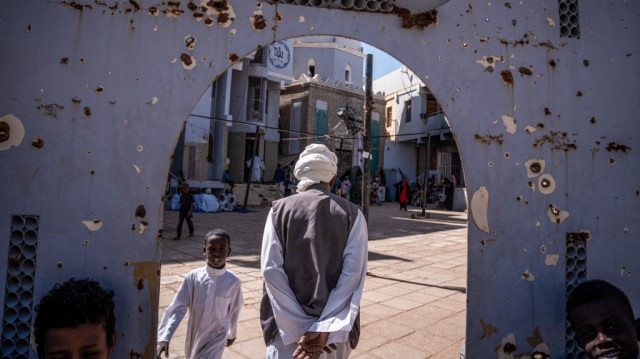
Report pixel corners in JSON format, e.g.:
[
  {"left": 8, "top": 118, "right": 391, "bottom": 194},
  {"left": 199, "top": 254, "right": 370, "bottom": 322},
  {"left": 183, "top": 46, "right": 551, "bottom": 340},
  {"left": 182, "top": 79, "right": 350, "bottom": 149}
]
[{"left": 0, "top": 0, "right": 639, "bottom": 357}]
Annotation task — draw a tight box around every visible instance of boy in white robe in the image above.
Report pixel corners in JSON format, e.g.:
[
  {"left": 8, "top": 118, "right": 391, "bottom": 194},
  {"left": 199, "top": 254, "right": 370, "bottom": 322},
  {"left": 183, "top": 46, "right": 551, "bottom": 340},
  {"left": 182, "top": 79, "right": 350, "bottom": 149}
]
[{"left": 157, "top": 229, "right": 244, "bottom": 359}]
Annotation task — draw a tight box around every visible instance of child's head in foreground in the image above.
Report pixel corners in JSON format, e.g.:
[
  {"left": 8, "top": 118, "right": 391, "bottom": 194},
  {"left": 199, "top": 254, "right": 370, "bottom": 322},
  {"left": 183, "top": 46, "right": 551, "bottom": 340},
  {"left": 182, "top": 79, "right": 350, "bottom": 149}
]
[
  {"left": 567, "top": 279, "right": 639, "bottom": 359},
  {"left": 203, "top": 229, "right": 231, "bottom": 269},
  {"left": 34, "top": 278, "right": 116, "bottom": 359}
]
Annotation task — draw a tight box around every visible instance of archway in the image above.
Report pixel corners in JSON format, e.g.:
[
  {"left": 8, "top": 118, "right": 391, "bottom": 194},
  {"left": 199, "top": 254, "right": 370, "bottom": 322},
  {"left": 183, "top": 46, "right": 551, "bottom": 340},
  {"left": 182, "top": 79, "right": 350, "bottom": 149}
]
[{"left": 1, "top": 1, "right": 638, "bottom": 358}]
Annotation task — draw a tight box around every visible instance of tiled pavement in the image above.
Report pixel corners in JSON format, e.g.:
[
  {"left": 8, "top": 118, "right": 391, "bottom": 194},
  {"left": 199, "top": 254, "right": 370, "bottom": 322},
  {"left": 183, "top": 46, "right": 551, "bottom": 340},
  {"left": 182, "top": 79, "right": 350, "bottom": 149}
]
[{"left": 160, "top": 202, "right": 468, "bottom": 359}]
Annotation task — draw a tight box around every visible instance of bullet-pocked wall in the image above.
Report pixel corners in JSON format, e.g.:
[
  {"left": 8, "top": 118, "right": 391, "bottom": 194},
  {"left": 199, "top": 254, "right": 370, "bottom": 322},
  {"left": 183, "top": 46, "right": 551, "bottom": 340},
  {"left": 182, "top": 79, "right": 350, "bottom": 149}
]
[{"left": 0, "top": 1, "right": 638, "bottom": 357}]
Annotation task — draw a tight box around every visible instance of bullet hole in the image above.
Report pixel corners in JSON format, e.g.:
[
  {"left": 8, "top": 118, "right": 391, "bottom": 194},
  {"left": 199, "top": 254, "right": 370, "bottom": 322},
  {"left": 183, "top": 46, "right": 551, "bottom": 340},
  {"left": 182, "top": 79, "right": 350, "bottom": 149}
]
[
  {"left": 275, "top": 12, "right": 282, "bottom": 22},
  {"left": 447, "top": 39, "right": 451, "bottom": 44},
  {"left": 204, "top": 17, "right": 214, "bottom": 26},
  {"left": 95, "top": 86, "right": 104, "bottom": 93},
  {"left": 606, "top": 142, "right": 631, "bottom": 153},
  {"left": 79, "top": 58, "right": 85, "bottom": 63},
  {"left": 517, "top": 196, "right": 523, "bottom": 202},
  {"left": 109, "top": 101, "right": 116, "bottom": 105},
  {"left": 27, "top": 24, "right": 32, "bottom": 32},
  {"left": 193, "top": 12, "right": 204, "bottom": 20},
  {"left": 0, "top": 121, "right": 10, "bottom": 142},
  {"left": 31, "top": 137, "right": 44, "bottom": 148},
  {"left": 83, "top": 107, "right": 91, "bottom": 116},
  {"left": 131, "top": 224, "right": 136, "bottom": 231},
  {"left": 180, "top": 53, "right": 194, "bottom": 68},
  {"left": 252, "top": 14, "right": 267, "bottom": 30},
  {"left": 609, "top": 157, "right": 615, "bottom": 164},
  {"left": 549, "top": 59, "right": 556, "bottom": 67},
  {"left": 137, "top": 145, "right": 143, "bottom": 151},
  {"left": 540, "top": 245, "right": 547, "bottom": 253},
  {"left": 137, "top": 279, "right": 144, "bottom": 290},
  {"left": 72, "top": 97, "right": 82, "bottom": 104},
  {"left": 138, "top": 306, "right": 143, "bottom": 313},
  {"left": 537, "top": 123, "right": 545, "bottom": 129},
  {"left": 531, "top": 351, "right": 550, "bottom": 359},
  {"left": 583, "top": 59, "right": 589, "bottom": 67},
  {"left": 57, "top": 262, "right": 63, "bottom": 268},
  {"left": 500, "top": 70, "right": 514, "bottom": 85},
  {"left": 529, "top": 162, "right": 542, "bottom": 174},
  {"left": 462, "top": 43, "right": 468, "bottom": 48},
  {"left": 90, "top": 170, "right": 95, "bottom": 175},
  {"left": 511, "top": 19, "right": 517, "bottom": 26},
  {"left": 185, "top": 36, "right": 196, "bottom": 50},
  {"left": 623, "top": 228, "right": 628, "bottom": 233},
  {"left": 135, "top": 205, "right": 146, "bottom": 218},
  {"left": 228, "top": 53, "right": 239, "bottom": 62},
  {"left": 182, "top": 77, "right": 187, "bottom": 81},
  {"left": 518, "top": 67, "right": 532, "bottom": 76},
  {"left": 187, "top": 1, "right": 198, "bottom": 11},
  {"left": 103, "top": 266, "right": 108, "bottom": 270},
  {"left": 549, "top": 204, "right": 560, "bottom": 215},
  {"left": 87, "top": 151, "right": 91, "bottom": 155},
  {"left": 60, "top": 57, "right": 69, "bottom": 64},
  {"left": 541, "top": 179, "right": 550, "bottom": 188},
  {"left": 528, "top": 181, "right": 534, "bottom": 189},
  {"left": 576, "top": 91, "right": 583, "bottom": 97},
  {"left": 589, "top": 117, "right": 596, "bottom": 124},
  {"left": 544, "top": 107, "right": 551, "bottom": 116},
  {"left": 488, "top": 162, "right": 493, "bottom": 167},
  {"left": 130, "top": 350, "right": 143, "bottom": 359},
  {"left": 85, "top": 240, "right": 89, "bottom": 244},
  {"left": 504, "top": 2, "right": 512, "bottom": 9},
  {"left": 481, "top": 240, "right": 486, "bottom": 247},
  {"left": 157, "top": 229, "right": 163, "bottom": 239},
  {"left": 504, "top": 343, "right": 517, "bottom": 354}
]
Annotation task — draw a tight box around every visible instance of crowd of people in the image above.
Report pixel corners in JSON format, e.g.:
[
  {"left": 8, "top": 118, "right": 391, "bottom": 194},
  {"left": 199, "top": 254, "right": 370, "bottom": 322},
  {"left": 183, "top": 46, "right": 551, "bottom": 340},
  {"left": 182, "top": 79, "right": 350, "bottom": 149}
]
[{"left": 33, "top": 145, "right": 638, "bottom": 359}]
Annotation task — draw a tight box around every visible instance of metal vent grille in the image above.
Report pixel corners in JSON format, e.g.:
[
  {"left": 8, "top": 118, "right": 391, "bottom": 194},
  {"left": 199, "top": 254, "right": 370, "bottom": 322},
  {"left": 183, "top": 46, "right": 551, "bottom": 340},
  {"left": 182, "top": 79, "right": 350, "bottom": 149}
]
[
  {"left": 565, "top": 232, "right": 587, "bottom": 359},
  {"left": 559, "top": 0, "right": 580, "bottom": 38},
  {"left": 270, "top": 0, "right": 394, "bottom": 12},
  {"left": 2, "top": 215, "right": 39, "bottom": 359}
]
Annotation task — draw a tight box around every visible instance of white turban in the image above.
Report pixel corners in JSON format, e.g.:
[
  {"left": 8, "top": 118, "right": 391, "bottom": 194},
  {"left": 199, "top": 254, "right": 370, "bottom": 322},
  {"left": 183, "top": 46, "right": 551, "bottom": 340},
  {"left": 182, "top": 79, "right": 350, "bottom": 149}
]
[{"left": 294, "top": 144, "right": 337, "bottom": 192}]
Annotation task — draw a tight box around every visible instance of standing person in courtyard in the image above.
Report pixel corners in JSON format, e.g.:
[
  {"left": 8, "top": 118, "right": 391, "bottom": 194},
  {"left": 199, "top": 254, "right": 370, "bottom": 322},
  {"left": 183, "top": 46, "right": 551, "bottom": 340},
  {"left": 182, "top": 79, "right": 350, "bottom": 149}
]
[
  {"left": 157, "top": 229, "right": 244, "bottom": 359},
  {"left": 176, "top": 183, "right": 194, "bottom": 240},
  {"left": 273, "top": 163, "right": 286, "bottom": 198},
  {"left": 399, "top": 178, "right": 410, "bottom": 211},
  {"left": 260, "top": 144, "right": 368, "bottom": 359},
  {"left": 567, "top": 279, "right": 639, "bottom": 359},
  {"left": 340, "top": 175, "right": 351, "bottom": 201}
]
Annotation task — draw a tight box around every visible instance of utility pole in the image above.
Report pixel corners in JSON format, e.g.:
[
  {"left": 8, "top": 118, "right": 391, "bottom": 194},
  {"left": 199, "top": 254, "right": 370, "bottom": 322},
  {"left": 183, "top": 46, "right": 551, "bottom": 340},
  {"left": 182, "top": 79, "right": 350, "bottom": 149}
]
[
  {"left": 363, "top": 54, "right": 373, "bottom": 222},
  {"left": 421, "top": 131, "right": 431, "bottom": 218},
  {"left": 243, "top": 125, "right": 260, "bottom": 209}
]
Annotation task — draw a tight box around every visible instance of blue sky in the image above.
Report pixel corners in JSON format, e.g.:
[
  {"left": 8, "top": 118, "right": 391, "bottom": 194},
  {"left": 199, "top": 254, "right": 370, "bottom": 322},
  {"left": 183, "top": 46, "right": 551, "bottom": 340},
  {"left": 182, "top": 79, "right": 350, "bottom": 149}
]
[{"left": 361, "top": 43, "right": 403, "bottom": 80}]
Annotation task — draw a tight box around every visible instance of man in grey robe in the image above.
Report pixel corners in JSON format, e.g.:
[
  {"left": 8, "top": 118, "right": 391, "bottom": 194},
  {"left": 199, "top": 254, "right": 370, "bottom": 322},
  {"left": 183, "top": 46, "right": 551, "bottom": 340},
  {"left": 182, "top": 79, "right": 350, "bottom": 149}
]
[{"left": 260, "top": 144, "right": 368, "bottom": 359}]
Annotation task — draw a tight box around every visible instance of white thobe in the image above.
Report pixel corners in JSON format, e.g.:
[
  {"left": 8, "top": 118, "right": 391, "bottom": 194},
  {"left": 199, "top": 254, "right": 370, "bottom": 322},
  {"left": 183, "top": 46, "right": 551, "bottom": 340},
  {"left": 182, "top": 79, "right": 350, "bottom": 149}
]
[
  {"left": 246, "top": 156, "right": 265, "bottom": 182},
  {"left": 261, "top": 209, "right": 368, "bottom": 352},
  {"left": 158, "top": 266, "right": 243, "bottom": 359}
]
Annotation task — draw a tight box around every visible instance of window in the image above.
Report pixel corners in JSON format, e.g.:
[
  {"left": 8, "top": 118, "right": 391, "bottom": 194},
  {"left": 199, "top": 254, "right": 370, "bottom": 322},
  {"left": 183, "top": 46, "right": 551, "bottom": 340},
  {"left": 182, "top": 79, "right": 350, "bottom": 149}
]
[
  {"left": 386, "top": 106, "right": 392, "bottom": 127},
  {"left": 307, "top": 58, "right": 316, "bottom": 77},
  {"left": 250, "top": 47, "right": 266, "bottom": 66},
  {"left": 247, "top": 77, "right": 266, "bottom": 121},
  {"left": 405, "top": 100, "right": 412, "bottom": 123},
  {"left": 345, "top": 63, "right": 352, "bottom": 83}
]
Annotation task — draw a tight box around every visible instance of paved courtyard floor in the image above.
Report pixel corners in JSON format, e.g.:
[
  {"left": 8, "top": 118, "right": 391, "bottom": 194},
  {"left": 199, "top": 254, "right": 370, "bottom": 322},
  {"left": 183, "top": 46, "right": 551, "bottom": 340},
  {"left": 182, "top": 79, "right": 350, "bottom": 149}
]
[{"left": 159, "top": 202, "right": 468, "bottom": 359}]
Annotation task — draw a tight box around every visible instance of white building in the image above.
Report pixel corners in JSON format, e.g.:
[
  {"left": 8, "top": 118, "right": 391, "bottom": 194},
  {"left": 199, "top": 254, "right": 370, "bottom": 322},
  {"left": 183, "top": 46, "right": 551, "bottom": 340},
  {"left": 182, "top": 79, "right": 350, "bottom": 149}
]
[{"left": 374, "top": 67, "right": 465, "bottom": 206}]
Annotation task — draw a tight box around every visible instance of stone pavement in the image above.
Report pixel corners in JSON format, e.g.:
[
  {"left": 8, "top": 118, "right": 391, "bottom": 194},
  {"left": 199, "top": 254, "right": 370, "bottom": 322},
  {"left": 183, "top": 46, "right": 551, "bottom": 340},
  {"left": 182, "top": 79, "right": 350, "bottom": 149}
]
[{"left": 159, "top": 202, "right": 468, "bottom": 359}]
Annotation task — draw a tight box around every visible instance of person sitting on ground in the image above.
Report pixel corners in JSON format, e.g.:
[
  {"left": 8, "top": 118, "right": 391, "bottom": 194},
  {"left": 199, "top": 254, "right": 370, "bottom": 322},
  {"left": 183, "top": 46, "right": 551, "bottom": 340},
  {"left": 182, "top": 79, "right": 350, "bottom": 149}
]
[
  {"left": 157, "top": 229, "right": 244, "bottom": 359},
  {"left": 202, "top": 188, "right": 220, "bottom": 213},
  {"left": 218, "top": 194, "right": 228, "bottom": 212},
  {"left": 567, "top": 279, "right": 640, "bottom": 359},
  {"left": 34, "top": 278, "right": 116, "bottom": 359}
]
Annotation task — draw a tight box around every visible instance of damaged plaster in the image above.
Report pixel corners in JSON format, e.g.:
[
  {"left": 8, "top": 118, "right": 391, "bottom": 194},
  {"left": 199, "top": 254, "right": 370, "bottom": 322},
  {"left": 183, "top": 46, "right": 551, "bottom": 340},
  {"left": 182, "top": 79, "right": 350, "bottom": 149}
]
[{"left": 471, "top": 186, "right": 490, "bottom": 234}]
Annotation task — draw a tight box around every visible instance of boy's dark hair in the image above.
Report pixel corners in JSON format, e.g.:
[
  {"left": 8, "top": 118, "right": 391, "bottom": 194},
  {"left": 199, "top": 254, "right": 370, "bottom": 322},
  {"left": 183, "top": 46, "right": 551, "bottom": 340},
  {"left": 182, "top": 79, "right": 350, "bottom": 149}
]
[
  {"left": 34, "top": 278, "right": 116, "bottom": 358},
  {"left": 204, "top": 228, "right": 231, "bottom": 246},
  {"left": 567, "top": 279, "right": 635, "bottom": 319}
]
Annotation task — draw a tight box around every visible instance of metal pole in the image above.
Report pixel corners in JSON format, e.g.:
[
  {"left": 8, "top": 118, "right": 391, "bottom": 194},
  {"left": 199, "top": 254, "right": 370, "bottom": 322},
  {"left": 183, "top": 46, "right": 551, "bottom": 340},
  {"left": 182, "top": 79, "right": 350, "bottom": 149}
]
[
  {"left": 421, "top": 132, "right": 431, "bottom": 218},
  {"left": 363, "top": 54, "right": 373, "bottom": 222},
  {"left": 243, "top": 126, "right": 260, "bottom": 209}
]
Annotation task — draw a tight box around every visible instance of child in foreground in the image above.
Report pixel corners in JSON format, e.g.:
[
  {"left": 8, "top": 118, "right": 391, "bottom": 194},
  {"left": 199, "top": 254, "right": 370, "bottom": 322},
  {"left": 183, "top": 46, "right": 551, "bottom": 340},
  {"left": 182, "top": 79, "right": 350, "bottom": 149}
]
[
  {"left": 567, "top": 279, "right": 639, "bottom": 359},
  {"left": 157, "top": 229, "right": 244, "bottom": 359},
  {"left": 34, "top": 278, "right": 116, "bottom": 359}
]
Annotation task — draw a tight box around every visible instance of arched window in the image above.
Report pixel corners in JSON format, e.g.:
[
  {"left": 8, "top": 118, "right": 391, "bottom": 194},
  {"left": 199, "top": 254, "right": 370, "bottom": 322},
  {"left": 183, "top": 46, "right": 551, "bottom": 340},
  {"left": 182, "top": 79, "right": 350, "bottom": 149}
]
[
  {"left": 307, "top": 58, "right": 316, "bottom": 77},
  {"left": 345, "top": 63, "right": 352, "bottom": 83}
]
